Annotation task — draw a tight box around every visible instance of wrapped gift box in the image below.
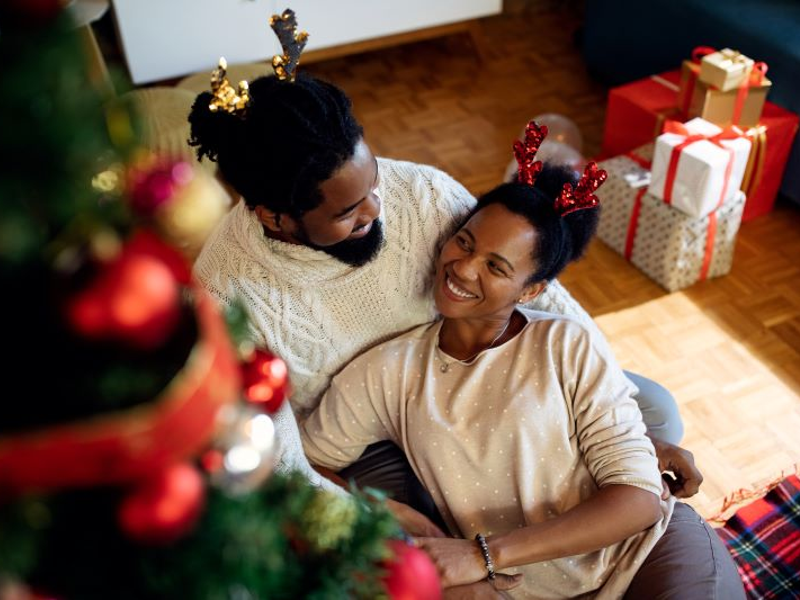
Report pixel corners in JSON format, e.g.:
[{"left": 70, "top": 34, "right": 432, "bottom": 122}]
[
  {"left": 601, "top": 69, "right": 798, "bottom": 221},
  {"left": 688, "top": 75, "right": 771, "bottom": 129},
  {"left": 678, "top": 47, "right": 769, "bottom": 129},
  {"left": 699, "top": 48, "right": 754, "bottom": 92},
  {"left": 602, "top": 70, "right": 682, "bottom": 159},
  {"left": 649, "top": 118, "right": 751, "bottom": 219},
  {"left": 597, "top": 146, "right": 745, "bottom": 293}
]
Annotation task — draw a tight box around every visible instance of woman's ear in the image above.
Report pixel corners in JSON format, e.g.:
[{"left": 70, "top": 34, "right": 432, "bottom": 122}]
[{"left": 517, "top": 280, "right": 547, "bottom": 304}]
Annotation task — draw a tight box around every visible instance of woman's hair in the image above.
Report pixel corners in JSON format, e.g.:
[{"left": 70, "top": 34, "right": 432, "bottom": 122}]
[
  {"left": 471, "top": 164, "right": 600, "bottom": 284},
  {"left": 188, "top": 73, "right": 363, "bottom": 219}
]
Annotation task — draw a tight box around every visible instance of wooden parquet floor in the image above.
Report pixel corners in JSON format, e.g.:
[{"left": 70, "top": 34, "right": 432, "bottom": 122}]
[{"left": 306, "top": 7, "right": 800, "bottom": 519}]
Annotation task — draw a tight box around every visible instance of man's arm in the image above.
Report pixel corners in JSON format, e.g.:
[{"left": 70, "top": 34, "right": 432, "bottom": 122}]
[{"left": 529, "top": 283, "right": 702, "bottom": 497}]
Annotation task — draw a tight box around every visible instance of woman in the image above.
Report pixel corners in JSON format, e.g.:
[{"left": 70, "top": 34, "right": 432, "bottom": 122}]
[{"left": 301, "top": 125, "right": 744, "bottom": 598}]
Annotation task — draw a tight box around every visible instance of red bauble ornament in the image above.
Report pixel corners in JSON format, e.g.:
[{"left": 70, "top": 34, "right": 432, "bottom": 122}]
[
  {"left": 128, "top": 160, "right": 194, "bottom": 215},
  {"left": 67, "top": 233, "right": 182, "bottom": 349},
  {"left": 118, "top": 462, "right": 205, "bottom": 545},
  {"left": 383, "top": 539, "right": 442, "bottom": 600},
  {"left": 241, "top": 349, "right": 290, "bottom": 414}
]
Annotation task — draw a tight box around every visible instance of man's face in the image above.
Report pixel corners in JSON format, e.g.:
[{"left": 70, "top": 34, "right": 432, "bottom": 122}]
[{"left": 294, "top": 139, "right": 384, "bottom": 266}]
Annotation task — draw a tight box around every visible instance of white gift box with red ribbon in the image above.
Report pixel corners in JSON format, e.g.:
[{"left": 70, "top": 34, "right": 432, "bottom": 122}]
[{"left": 649, "top": 118, "right": 751, "bottom": 219}]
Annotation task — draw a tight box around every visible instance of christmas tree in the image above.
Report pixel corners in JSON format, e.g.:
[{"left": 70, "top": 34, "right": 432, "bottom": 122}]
[{"left": 0, "top": 4, "right": 440, "bottom": 598}]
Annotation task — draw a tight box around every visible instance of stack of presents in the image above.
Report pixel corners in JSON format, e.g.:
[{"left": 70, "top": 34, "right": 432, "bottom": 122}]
[{"left": 597, "top": 47, "right": 799, "bottom": 292}]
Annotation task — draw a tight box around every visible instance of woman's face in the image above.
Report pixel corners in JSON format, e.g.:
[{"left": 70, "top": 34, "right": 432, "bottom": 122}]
[{"left": 434, "top": 203, "right": 544, "bottom": 320}]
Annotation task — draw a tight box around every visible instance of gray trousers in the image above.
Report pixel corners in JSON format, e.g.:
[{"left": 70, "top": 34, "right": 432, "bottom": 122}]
[
  {"left": 339, "top": 373, "right": 744, "bottom": 597},
  {"left": 625, "top": 502, "right": 745, "bottom": 599}
]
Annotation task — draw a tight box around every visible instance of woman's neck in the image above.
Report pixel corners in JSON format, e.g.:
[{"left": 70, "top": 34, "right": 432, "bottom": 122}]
[{"left": 439, "top": 309, "right": 520, "bottom": 361}]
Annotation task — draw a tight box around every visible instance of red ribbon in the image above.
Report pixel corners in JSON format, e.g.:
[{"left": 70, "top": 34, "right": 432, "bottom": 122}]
[
  {"left": 624, "top": 187, "right": 647, "bottom": 260},
  {"left": 732, "top": 62, "right": 769, "bottom": 126},
  {"left": 699, "top": 212, "right": 719, "bottom": 281}
]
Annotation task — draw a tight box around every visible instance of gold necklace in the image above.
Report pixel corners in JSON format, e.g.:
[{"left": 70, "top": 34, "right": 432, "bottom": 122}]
[{"left": 438, "top": 318, "right": 511, "bottom": 373}]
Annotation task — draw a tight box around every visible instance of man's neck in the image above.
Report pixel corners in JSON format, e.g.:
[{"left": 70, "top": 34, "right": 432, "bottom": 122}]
[{"left": 262, "top": 224, "right": 303, "bottom": 246}]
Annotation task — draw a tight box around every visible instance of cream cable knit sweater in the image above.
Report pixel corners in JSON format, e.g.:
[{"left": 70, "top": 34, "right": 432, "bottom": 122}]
[{"left": 194, "top": 159, "right": 600, "bottom": 492}]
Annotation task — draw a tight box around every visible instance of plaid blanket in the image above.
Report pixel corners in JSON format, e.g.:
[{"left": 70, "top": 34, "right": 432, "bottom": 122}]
[{"left": 716, "top": 474, "right": 800, "bottom": 599}]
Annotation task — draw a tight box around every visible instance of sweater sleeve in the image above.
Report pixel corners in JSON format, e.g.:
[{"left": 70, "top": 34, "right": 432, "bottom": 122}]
[
  {"left": 270, "top": 401, "right": 348, "bottom": 496},
  {"left": 301, "top": 347, "right": 402, "bottom": 471},
  {"left": 561, "top": 323, "right": 663, "bottom": 497},
  {"left": 399, "top": 161, "right": 477, "bottom": 264}
]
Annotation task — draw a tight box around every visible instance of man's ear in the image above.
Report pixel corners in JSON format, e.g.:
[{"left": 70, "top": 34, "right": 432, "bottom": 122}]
[
  {"left": 518, "top": 280, "right": 547, "bottom": 305},
  {"left": 254, "top": 205, "right": 283, "bottom": 234}
]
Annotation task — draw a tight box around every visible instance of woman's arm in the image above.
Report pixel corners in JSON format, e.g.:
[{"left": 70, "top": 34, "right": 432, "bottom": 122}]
[
  {"left": 487, "top": 484, "right": 661, "bottom": 568},
  {"left": 417, "top": 484, "right": 661, "bottom": 588}
]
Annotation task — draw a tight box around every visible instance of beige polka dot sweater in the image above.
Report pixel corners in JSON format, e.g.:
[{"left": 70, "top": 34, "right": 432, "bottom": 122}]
[
  {"left": 195, "top": 159, "right": 613, "bottom": 494},
  {"left": 302, "top": 309, "right": 674, "bottom": 599}
]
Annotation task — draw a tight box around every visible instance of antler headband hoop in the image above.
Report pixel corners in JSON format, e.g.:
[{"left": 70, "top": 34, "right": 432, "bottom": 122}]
[
  {"left": 208, "top": 8, "right": 309, "bottom": 117},
  {"left": 512, "top": 119, "right": 607, "bottom": 216}
]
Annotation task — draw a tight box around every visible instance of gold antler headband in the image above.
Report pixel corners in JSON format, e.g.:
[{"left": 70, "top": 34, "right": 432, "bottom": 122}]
[
  {"left": 208, "top": 57, "right": 251, "bottom": 117},
  {"left": 207, "top": 8, "right": 308, "bottom": 116},
  {"left": 269, "top": 8, "right": 309, "bottom": 82}
]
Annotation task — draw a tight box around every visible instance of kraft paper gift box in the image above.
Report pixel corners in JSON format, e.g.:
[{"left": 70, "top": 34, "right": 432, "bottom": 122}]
[
  {"left": 648, "top": 118, "right": 751, "bottom": 219},
  {"left": 597, "top": 145, "right": 745, "bottom": 293},
  {"left": 689, "top": 76, "right": 771, "bottom": 129},
  {"left": 699, "top": 48, "right": 754, "bottom": 92}
]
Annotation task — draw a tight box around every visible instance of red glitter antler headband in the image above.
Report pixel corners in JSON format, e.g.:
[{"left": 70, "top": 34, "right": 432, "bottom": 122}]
[
  {"left": 553, "top": 161, "right": 607, "bottom": 216},
  {"left": 513, "top": 120, "right": 548, "bottom": 186}
]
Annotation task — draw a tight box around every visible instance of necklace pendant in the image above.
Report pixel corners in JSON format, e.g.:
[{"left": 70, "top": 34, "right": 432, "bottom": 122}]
[{"left": 440, "top": 364, "right": 449, "bottom": 373}]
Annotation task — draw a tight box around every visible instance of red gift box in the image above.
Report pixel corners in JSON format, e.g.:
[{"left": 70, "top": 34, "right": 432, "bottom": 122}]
[{"left": 602, "top": 70, "right": 799, "bottom": 221}]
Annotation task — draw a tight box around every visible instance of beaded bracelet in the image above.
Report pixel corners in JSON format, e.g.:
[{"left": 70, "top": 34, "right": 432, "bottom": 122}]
[{"left": 474, "top": 533, "right": 496, "bottom": 581}]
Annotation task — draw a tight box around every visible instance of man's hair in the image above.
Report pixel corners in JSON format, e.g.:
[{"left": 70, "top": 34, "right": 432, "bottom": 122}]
[
  {"left": 471, "top": 164, "right": 600, "bottom": 284},
  {"left": 188, "top": 73, "right": 363, "bottom": 219}
]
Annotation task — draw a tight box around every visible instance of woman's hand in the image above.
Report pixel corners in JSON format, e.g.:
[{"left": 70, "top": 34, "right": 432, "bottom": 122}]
[
  {"left": 416, "top": 537, "right": 521, "bottom": 589},
  {"left": 385, "top": 499, "right": 447, "bottom": 538},
  {"left": 648, "top": 436, "right": 704, "bottom": 499}
]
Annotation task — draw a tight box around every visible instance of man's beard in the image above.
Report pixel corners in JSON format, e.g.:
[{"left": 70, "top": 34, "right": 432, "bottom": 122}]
[{"left": 298, "top": 219, "right": 384, "bottom": 267}]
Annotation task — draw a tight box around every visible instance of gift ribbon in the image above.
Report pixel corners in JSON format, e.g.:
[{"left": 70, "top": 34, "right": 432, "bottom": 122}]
[
  {"left": 699, "top": 212, "right": 719, "bottom": 281},
  {"left": 624, "top": 187, "right": 648, "bottom": 261},
  {"left": 622, "top": 151, "right": 652, "bottom": 261},
  {"left": 732, "top": 62, "right": 768, "bottom": 126},
  {"left": 741, "top": 125, "right": 767, "bottom": 198}
]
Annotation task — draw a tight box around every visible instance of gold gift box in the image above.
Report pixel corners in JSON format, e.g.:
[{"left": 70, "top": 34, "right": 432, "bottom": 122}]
[
  {"left": 688, "top": 77, "right": 771, "bottom": 129},
  {"left": 699, "top": 48, "right": 754, "bottom": 92}
]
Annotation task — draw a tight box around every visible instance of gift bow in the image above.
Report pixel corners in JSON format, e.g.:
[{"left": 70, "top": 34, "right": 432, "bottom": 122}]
[
  {"left": 718, "top": 48, "right": 749, "bottom": 68},
  {"left": 662, "top": 120, "right": 744, "bottom": 144},
  {"left": 691, "top": 46, "right": 717, "bottom": 63}
]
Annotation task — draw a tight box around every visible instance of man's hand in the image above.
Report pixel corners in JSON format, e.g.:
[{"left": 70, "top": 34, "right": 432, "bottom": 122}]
[
  {"left": 648, "top": 436, "right": 704, "bottom": 499},
  {"left": 385, "top": 499, "right": 447, "bottom": 538},
  {"left": 415, "top": 537, "right": 522, "bottom": 589}
]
